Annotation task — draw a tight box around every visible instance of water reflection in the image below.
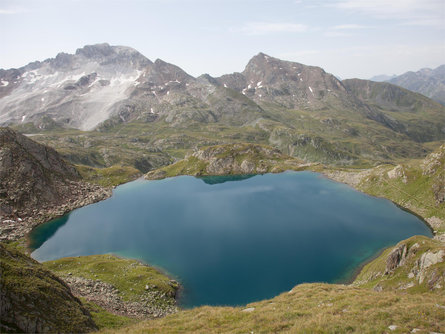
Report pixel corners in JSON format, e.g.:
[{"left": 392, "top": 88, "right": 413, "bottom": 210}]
[
  {"left": 198, "top": 174, "right": 255, "bottom": 185},
  {"left": 28, "top": 214, "right": 70, "bottom": 250},
  {"left": 29, "top": 172, "right": 432, "bottom": 307}
]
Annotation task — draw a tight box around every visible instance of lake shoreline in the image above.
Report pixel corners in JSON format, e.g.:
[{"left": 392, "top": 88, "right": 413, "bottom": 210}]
[
  {"left": 0, "top": 182, "right": 112, "bottom": 251},
  {"left": 319, "top": 169, "right": 440, "bottom": 237},
  {"left": 26, "top": 170, "right": 435, "bottom": 310}
]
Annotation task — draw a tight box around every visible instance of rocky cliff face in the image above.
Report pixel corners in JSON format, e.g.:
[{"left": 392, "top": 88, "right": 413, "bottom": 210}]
[
  {"left": 0, "top": 127, "right": 111, "bottom": 241},
  {"left": 0, "top": 243, "right": 97, "bottom": 333}
]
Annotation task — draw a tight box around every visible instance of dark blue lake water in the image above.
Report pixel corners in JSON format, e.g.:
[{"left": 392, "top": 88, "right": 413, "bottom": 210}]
[{"left": 30, "top": 171, "right": 431, "bottom": 307}]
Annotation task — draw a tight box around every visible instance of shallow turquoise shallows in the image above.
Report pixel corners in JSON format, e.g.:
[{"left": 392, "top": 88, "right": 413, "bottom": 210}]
[{"left": 30, "top": 172, "right": 432, "bottom": 307}]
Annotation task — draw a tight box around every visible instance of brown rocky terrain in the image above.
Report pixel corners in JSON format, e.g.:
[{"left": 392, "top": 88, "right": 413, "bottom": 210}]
[{"left": 0, "top": 127, "right": 111, "bottom": 241}]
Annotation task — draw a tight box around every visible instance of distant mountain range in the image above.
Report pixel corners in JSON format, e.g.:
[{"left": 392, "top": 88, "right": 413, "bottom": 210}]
[
  {"left": 370, "top": 65, "right": 445, "bottom": 105},
  {"left": 369, "top": 74, "right": 397, "bottom": 82},
  {"left": 1, "top": 43, "right": 444, "bottom": 166}
]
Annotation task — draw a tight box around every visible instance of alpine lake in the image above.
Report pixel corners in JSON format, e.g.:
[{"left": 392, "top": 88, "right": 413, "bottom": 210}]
[{"left": 30, "top": 171, "right": 432, "bottom": 307}]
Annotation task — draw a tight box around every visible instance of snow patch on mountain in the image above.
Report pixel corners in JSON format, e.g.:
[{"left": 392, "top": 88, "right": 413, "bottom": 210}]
[{"left": 0, "top": 44, "right": 150, "bottom": 130}]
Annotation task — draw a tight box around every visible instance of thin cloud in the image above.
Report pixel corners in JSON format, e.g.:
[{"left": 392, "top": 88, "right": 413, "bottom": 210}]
[
  {"left": 333, "top": 24, "right": 368, "bottom": 30},
  {"left": 324, "top": 31, "right": 355, "bottom": 38},
  {"left": 330, "top": 0, "right": 445, "bottom": 27},
  {"left": 235, "top": 22, "right": 308, "bottom": 35},
  {"left": 0, "top": 9, "right": 19, "bottom": 14},
  {"left": 324, "top": 24, "right": 369, "bottom": 37},
  {"left": 0, "top": 6, "right": 26, "bottom": 15}
]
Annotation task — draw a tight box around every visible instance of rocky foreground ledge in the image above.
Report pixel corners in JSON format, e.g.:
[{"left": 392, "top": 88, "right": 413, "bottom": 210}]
[{"left": 44, "top": 254, "right": 179, "bottom": 320}]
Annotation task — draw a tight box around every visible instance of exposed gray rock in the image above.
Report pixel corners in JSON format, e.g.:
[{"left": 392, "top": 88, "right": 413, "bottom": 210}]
[
  {"left": 385, "top": 244, "right": 407, "bottom": 274},
  {"left": 419, "top": 250, "right": 445, "bottom": 270},
  {"left": 63, "top": 275, "right": 178, "bottom": 319}
]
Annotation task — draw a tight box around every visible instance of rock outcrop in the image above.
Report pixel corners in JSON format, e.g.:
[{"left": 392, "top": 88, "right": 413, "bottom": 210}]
[
  {"left": 354, "top": 236, "right": 445, "bottom": 292},
  {"left": 385, "top": 244, "right": 408, "bottom": 274},
  {"left": 62, "top": 275, "right": 178, "bottom": 319},
  {"left": 146, "top": 143, "right": 306, "bottom": 179},
  {"left": 0, "top": 243, "right": 97, "bottom": 333},
  {"left": 0, "top": 127, "right": 111, "bottom": 241},
  {"left": 44, "top": 254, "right": 179, "bottom": 320}
]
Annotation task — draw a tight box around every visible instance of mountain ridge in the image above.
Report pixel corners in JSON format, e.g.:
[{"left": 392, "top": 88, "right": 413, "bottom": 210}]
[
  {"left": 369, "top": 64, "right": 445, "bottom": 105},
  {"left": 1, "top": 43, "right": 444, "bottom": 167}
]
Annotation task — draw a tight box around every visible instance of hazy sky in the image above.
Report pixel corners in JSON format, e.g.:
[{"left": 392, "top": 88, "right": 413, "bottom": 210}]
[{"left": 0, "top": 0, "right": 444, "bottom": 79}]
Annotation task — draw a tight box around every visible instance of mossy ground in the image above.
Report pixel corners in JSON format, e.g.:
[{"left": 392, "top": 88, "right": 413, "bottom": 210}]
[
  {"left": 356, "top": 159, "right": 445, "bottom": 233},
  {"left": 43, "top": 254, "right": 177, "bottom": 303},
  {"left": 76, "top": 164, "right": 142, "bottom": 187}
]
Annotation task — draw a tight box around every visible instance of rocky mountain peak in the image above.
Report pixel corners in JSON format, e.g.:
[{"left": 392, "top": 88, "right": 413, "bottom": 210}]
[
  {"left": 74, "top": 43, "right": 151, "bottom": 69},
  {"left": 52, "top": 52, "right": 75, "bottom": 69},
  {"left": 75, "top": 43, "right": 115, "bottom": 59},
  {"left": 216, "top": 52, "right": 346, "bottom": 109},
  {"left": 245, "top": 52, "right": 273, "bottom": 67},
  {"left": 0, "top": 43, "right": 153, "bottom": 130},
  {"left": 139, "top": 59, "right": 193, "bottom": 86}
]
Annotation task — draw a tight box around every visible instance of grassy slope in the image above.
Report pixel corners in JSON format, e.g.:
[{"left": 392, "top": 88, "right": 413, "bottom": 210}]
[
  {"left": 354, "top": 236, "right": 445, "bottom": 293},
  {"left": 81, "top": 299, "right": 137, "bottom": 331},
  {"left": 356, "top": 145, "right": 445, "bottom": 233},
  {"left": 322, "top": 144, "right": 445, "bottom": 233},
  {"left": 76, "top": 164, "right": 142, "bottom": 187},
  {"left": 17, "top": 98, "right": 444, "bottom": 174},
  {"left": 0, "top": 243, "right": 97, "bottom": 333},
  {"left": 102, "top": 283, "right": 445, "bottom": 334},
  {"left": 44, "top": 254, "right": 178, "bottom": 304},
  {"left": 44, "top": 254, "right": 179, "bottom": 331}
]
